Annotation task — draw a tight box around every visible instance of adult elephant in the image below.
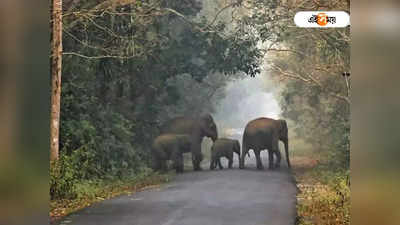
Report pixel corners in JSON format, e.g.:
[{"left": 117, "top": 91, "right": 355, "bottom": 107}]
[
  {"left": 239, "top": 117, "right": 291, "bottom": 170},
  {"left": 160, "top": 114, "right": 218, "bottom": 171}
]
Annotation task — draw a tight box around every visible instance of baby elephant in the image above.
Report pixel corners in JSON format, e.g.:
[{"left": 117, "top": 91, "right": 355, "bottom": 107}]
[
  {"left": 210, "top": 138, "right": 240, "bottom": 170},
  {"left": 152, "top": 134, "right": 191, "bottom": 173}
]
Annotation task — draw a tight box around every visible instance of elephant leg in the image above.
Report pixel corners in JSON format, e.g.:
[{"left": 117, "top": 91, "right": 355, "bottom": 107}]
[
  {"left": 271, "top": 139, "right": 281, "bottom": 169},
  {"left": 254, "top": 149, "right": 264, "bottom": 170},
  {"left": 227, "top": 152, "right": 233, "bottom": 169},
  {"left": 153, "top": 154, "right": 167, "bottom": 172},
  {"left": 268, "top": 150, "right": 274, "bottom": 170},
  {"left": 192, "top": 153, "right": 203, "bottom": 171},
  {"left": 274, "top": 149, "right": 282, "bottom": 168},
  {"left": 228, "top": 156, "right": 233, "bottom": 169},
  {"left": 151, "top": 155, "right": 160, "bottom": 171},
  {"left": 159, "top": 159, "right": 167, "bottom": 172},
  {"left": 153, "top": 160, "right": 161, "bottom": 171},
  {"left": 218, "top": 158, "right": 223, "bottom": 169},
  {"left": 192, "top": 154, "right": 199, "bottom": 171},
  {"left": 240, "top": 147, "right": 249, "bottom": 169},
  {"left": 154, "top": 152, "right": 168, "bottom": 172},
  {"left": 174, "top": 153, "right": 184, "bottom": 173},
  {"left": 152, "top": 148, "right": 166, "bottom": 172},
  {"left": 198, "top": 155, "right": 204, "bottom": 171},
  {"left": 210, "top": 157, "right": 216, "bottom": 170},
  {"left": 191, "top": 142, "right": 203, "bottom": 171}
]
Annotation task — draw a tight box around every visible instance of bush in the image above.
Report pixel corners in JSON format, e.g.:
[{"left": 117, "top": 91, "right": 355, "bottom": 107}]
[
  {"left": 50, "top": 144, "right": 103, "bottom": 200},
  {"left": 50, "top": 155, "right": 78, "bottom": 200},
  {"left": 296, "top": 165, "right": 350, "bottom": 225}
]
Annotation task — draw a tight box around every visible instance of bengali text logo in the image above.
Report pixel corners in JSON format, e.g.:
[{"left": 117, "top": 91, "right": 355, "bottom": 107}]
[{"left": 295, "top": 11, "right": 349, "bottom": 28}]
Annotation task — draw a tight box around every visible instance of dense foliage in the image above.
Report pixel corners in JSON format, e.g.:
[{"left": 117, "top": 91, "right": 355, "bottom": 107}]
[
  {"left": 236, "top": 1, "right": 350, "bottom": 224},
  {"left": 235, "top": 0, "right": 350, "bottom": 170},
  {"left": 52, "top": 0, "right": 261, "bottom": 200},
  {"left": 53, "top": 2, "right": 351, "bottom": 224}
]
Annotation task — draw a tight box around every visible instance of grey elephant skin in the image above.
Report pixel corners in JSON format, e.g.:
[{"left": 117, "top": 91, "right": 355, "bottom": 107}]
[
  {"left": 210, "top": 138, "right": 240, "bottom": 170},
  {"left": 151, "top": 134, "right": 191, "bottom": 173},
  {"left": 160, "top": 114, "right": 218, "bottom": 171},
  {"left": 239, "top": 117, "right": 291, "bottom": 170}
]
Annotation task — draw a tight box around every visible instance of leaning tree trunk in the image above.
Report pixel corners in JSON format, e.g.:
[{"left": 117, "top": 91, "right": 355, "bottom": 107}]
[{"left": 50, "top": 0, "right": 62, "bottom": 161}]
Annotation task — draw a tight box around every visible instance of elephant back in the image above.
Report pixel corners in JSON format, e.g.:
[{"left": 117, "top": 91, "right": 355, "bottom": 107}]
[
  {"left": 160, "top": 114, "right": 218, "bottom": 142},
  {"left": 160, "top": 116, "right": 197, "bottom": 135},
  {"left": 212, "top": 138, "right": 235, "bottom": 152},
  {"left": 244, "top": 117, "right": 278, "bottom": 136}
]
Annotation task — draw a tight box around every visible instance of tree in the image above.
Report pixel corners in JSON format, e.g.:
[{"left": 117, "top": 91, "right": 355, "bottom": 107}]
[
  {"left": 50, "top": 0, "right": 63, "bottom": 161},
  {"left": 52, "top": 0, "right": 262, "bottom": 186},
  {"left": 238, "top": 0, "right": 350, "bottom": 168}
]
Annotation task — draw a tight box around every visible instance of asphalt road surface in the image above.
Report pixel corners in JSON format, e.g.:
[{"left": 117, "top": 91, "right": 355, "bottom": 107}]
[{"left": 57, "top": 153, "right": 297, "bottom": 225}]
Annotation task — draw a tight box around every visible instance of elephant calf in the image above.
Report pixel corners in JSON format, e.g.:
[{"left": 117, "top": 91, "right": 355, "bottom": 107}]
[
  {"left": 210, "top": 138, "right": 240, "bottom": 170},
  {"left": 151, "top": 134, "right": 191, "bottom": 173}
]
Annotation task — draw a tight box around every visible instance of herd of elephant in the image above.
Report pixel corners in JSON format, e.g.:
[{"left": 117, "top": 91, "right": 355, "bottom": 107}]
[{"left": 151, "top": 114, "right": 291, "bottom": 173}]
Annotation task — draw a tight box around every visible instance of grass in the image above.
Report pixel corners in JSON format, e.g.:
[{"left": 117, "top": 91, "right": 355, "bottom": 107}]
[
  {"left": 50, "top": 171, "right": 174, "bottom": 223},
  {"left": 292, "top": 155, "right": 350, "bottom": 225}
]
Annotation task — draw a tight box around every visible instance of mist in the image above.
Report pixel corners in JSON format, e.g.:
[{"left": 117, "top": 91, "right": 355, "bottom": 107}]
[
  {"left": 195, "top": 0, "right": 282, "bottom": 139},
  {"left": 213, "top": 74, "right": 280, "bottom": 140}
]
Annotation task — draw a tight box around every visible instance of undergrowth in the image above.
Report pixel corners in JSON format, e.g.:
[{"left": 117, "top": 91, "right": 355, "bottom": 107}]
[
  {"left": 50, "top": 161, "right": 173, "bottom": 222},
  {"left": 293, "top": 157, "right": 350, "bottom": 225}
]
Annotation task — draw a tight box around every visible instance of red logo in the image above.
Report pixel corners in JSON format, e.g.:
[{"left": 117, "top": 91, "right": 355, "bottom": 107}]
[{"left": 317, "top": 13, "right": 328, "bottom": 26}]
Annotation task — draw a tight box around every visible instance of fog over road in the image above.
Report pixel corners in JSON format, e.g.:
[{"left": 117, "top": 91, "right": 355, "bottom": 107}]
[
  {"left": 213, "top": 76, "right": 281, "bottom": 133},
  {"left": 57, "top": 155, "right": 297, "bottom": 225}
]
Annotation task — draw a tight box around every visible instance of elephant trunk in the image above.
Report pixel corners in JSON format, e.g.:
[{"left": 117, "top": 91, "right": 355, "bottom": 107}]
[{"left": 284, "top": 139, "right": 291, "bottom": 168}]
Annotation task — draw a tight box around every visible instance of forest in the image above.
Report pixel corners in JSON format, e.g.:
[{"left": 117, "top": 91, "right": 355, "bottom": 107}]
[{"left": 50, "top": 0, "right": 350, "bottom": 224}]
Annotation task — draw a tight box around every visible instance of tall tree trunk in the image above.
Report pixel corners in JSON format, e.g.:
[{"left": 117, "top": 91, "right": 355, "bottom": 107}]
[{"left": 50, "top": 0, "right": 62, "bottom": 161}]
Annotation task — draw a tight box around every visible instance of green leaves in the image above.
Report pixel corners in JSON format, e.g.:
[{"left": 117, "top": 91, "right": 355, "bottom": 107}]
[
  {"left": 256, "top": 0, "right": 351, "bottom": 170},
  {"left": 55, "top": 0, "right": 264, "bottom": 203}
]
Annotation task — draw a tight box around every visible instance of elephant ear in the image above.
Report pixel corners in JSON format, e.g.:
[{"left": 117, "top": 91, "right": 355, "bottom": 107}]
[
  {"left": 200, "top": 114, "right": 215, "bottom": 129},
  {"left": 201, "top": 114, "right": 213, "bottom": 122},
  {"left": 183, "top": 135, "right": 192, "bottom": 149},
  {"left": 199, "top": 114, "right": 218, "bottom": 141}
]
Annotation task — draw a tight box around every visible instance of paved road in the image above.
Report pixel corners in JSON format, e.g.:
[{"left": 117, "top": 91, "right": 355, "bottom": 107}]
[{"left": 57, "top": 153, "right": 297, "bottom": 225}]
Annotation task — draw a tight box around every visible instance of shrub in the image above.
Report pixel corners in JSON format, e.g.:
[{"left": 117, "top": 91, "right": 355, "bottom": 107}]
[{"left": 50, "top": 155, "right": 77, "bottom": 200}]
